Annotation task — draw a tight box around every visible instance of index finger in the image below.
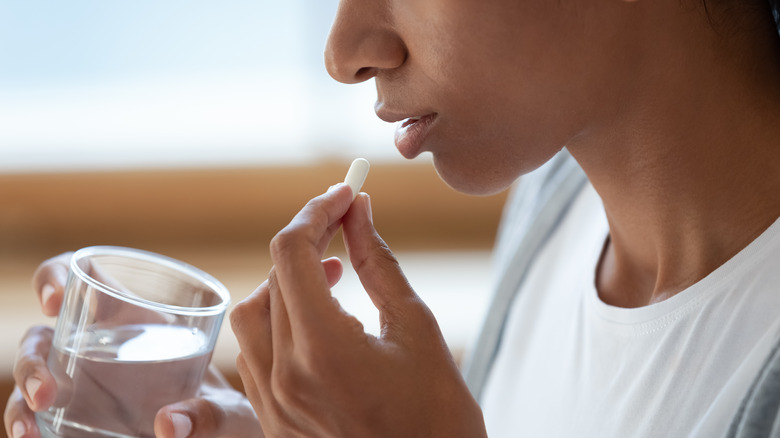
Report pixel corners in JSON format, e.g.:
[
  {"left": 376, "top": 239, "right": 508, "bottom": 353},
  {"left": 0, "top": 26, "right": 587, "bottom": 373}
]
[
  {"left": 32, "top": 252, "right": 73, "bottom": 316},
  {"left": 269, "top": 184, "right": 354, "bottom": 339}
]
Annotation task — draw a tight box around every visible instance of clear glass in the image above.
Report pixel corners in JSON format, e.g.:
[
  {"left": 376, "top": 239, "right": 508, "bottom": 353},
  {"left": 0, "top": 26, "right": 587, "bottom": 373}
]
[{"left": 35, "top": 246, "right": 231, "bottom": 438}]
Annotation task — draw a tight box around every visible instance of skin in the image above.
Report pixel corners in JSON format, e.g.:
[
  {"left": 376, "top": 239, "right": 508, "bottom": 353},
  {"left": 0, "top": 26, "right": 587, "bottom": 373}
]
[
  {"left": 232, "top": 0, "right": 780, "bottom": 434},
  {"left": 231, "top": 188, "right": 485, "bottom": 437},
  {"left": 324, "top": 0, "right": 780, "bottom": 306},
  {"left": 7, "top": 0, "right": 780, "bottom": 436}
]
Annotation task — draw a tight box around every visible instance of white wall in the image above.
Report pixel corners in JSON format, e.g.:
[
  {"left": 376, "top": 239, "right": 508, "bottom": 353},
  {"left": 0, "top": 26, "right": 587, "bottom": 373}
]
[{"left": 0, "top": 0, "right": 400, "bottom": 173}]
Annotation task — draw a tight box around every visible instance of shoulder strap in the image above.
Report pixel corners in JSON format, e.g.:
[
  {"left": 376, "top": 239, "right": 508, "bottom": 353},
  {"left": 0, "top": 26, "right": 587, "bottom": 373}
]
[{"left": 727, "top": 331, "right": 780, "bottom": 437}]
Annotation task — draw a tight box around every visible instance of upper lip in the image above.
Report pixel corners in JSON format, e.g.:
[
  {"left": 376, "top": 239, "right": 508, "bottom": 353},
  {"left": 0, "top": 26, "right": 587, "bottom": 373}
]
[{"left": 375, "top": 103, "right": 435, "bottom": 124}]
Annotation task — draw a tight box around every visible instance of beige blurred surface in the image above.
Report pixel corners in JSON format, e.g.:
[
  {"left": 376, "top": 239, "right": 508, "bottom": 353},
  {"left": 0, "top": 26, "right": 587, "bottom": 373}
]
[{"left": 0, "top": 246, "right": 494, "bottom": 375}]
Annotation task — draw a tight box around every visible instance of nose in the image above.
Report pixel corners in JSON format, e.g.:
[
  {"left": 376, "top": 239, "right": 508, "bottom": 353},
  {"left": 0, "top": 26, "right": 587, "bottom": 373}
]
[{"left": 324, "top": 0, "right": 407, "bottom": 84}]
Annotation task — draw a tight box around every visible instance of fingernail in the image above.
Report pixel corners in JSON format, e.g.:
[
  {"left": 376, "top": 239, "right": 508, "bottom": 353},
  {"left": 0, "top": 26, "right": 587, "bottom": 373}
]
[
  {"left": 25, "top": 377, "right": 42, "bottom": 402},
  {"left": 365, "top": 194, "right": 373, "bottom": 224},
  {"left": 171, "top": 413, "right": 192, "bottom": 438},
  {"left": 12, "top": 420, "right": 26, "bottom": 438},
  {"left": 41, "top": 284, "right": 56, "bottom": 308}
]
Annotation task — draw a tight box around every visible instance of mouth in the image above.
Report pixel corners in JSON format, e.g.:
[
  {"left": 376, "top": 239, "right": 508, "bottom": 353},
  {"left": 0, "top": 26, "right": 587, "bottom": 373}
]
[
  {"left": 401, "top": 117, "right": 423, "bottom": 129},
  {"left": 394, "top": 113, "right": 437, "bottom": 159},
  {"left": 398, "top": 113, "right": 437, "bottom": 129}
]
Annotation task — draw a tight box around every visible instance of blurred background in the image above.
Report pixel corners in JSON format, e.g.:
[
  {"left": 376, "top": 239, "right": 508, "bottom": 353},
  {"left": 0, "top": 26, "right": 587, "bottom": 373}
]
[{"left": 0, "top": 1, "right": 506, "bottom": 435}]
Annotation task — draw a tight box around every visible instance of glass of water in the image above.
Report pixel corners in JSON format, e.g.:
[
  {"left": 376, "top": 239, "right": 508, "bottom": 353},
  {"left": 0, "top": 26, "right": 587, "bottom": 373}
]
[{"left": 35, "top": 246, "right": 231, "bottom": 438}]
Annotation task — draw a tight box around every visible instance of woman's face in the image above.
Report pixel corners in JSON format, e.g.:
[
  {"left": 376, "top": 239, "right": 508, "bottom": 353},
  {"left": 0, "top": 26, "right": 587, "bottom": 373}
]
[{"left": 325, "top": 0, "right": 641, "bottom": 195}]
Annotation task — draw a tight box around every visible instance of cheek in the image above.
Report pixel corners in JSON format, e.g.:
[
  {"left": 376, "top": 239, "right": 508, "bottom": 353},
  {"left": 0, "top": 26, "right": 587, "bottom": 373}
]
[
  {"left": 394, "top": 2, "right": 595, "bottom": 193},
  {"left": 430, "top": 154, "right": 519, "bottom": 196}
]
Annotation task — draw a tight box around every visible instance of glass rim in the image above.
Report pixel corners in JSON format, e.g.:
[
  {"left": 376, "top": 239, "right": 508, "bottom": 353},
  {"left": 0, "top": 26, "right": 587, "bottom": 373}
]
[{"left": 70, "top": 245, "right": 231, "bottom": 317}]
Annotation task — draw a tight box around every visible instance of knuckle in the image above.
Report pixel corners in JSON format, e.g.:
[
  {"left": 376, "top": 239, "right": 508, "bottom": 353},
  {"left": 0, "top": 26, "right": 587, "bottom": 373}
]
[
  {"left": 33, "top": 252, "right": 72, "bottom": 280},
  {"left": 229, "top": 304, "right": 247, "bottom": 333},
  {"left": 378, "top": 248, "right": 405, "bottom": 278},
  {"left": 302, "top": 195, "right": 329, "bottom": 217},
  {"left": 13, "top": 356, "right": 45, "bottom": 384},
  {"left": 230, "top": 287, "right": 271, "bottom": 334},
  {"left": 271, "top": 221, "right": 317, "bottom": 251},
  {"left": 21, "top": 325, "right": 53, "bottom": 345},
  {"left": 357, "top": 236, "right": 402, "bottom": 277},
  {"left": 269, "top": 228, "right": 301, "bottom": 259},
  {"left": 409, "top": 298, "right": 442, "bottom": 336},
  {"left": 270, "top": 198, "right": 334, "bottom": 259},
  {"left": 230, "top": 300, "right": 259, "bottom": 328}
]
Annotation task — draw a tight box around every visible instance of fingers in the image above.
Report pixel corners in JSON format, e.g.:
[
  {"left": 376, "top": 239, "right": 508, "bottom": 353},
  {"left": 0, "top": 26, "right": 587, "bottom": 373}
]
[
  {"left": 230, "top": 256, "right": 346, "bottom": 407},
  {"left": 4, "top": 387, "right": 40, "bottom": 438},
  {"left": 12, "top": 326, "right": 57, "bottom": 412},
  {"left": 153, "top": 408, "right": 192, "bottom": 438},
  {"left": 269, "top": 184, "right": 355, "bottom": 340},
  {"left": 268, "top": 269, "right": 293, "bottom": 360},
  {"left": 268, "top": 255, "right": 344, "bottom": 359},
  {"left": 342, "top": 194, "right": 419, "bottom": 332},
  {"left": 154, "top": 388, "right": 263, "bottom": 438},
  {"left": 31, "top": 253, "right": 72, "bottom": 317},
  {"left": 235, "top": 353, "right": 264, "bottom": 420},
  {"left": 322, "top": 257, "right": 344, "bottom": 288},
  {"left": 154, "top": 396, "right": 262, "bottom": 438},
  {"left": 230, "top": 281, "right": 273, "bottom": 396},
  {"left": 268, "top": 256, "right": 341, "bottom": 351}
]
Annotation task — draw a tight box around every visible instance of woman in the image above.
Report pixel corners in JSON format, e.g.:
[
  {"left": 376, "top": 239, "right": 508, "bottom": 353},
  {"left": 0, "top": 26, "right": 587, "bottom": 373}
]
[{"left": 7, "top": 0, "right": 780, "bottom": 436}]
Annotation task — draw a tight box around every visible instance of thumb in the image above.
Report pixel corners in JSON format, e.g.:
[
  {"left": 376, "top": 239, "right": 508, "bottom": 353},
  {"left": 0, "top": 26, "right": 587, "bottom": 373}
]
[
  {"left": 154, "top": 407, "right": 193, "bottom": 438},
  {"left": 342, "top": 194, "right": 425, "bottom": 335},
  {"left": 154, "top": 396, "right": 261, "bottom": 438}
]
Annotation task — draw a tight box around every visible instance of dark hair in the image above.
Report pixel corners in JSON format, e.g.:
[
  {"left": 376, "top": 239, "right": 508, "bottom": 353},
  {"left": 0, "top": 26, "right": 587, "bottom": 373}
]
[
  {"left": 771, "top": 0, "right": 780, "bottom": 34},
  {"left": 702, "top": 0, "right": 780, "bottom": 36}
]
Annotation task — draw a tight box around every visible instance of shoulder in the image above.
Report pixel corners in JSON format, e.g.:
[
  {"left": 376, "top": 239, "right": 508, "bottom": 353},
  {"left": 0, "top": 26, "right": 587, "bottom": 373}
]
[
  {"left": 493, "top": 149, "right": 587, "bottom": 265},
  {"left": 728, "top": 330, "right": 780, "bottom": 437}
]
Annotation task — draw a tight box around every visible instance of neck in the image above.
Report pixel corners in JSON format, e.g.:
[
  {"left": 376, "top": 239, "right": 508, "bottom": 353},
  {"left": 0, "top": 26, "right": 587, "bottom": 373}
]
[{"left": 568, "top": 4, "right": 780, "bottom": 308}]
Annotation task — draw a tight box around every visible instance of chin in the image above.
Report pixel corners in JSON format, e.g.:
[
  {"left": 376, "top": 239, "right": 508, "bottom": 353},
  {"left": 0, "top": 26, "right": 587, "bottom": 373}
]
[
  {"left": 430, "top": 153, "right": 516, "bottom": 196},
  {"left": 428, "top": 142, "right": 563, "bottom": 196}
]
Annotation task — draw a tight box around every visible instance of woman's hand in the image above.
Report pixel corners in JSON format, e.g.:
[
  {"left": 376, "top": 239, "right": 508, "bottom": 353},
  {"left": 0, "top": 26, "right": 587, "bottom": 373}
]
[
  {"left": 4, "top": 253, "right": 264, "bottom": 438},
  {"left": 230, "top": 184, "right": 487, "bottom": 437}
]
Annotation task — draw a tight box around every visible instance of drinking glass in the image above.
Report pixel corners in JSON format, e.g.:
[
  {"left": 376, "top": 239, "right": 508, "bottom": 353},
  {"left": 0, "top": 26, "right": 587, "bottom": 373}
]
[{"left": 35, "top": 246, "right": 231, "bottom": 438}]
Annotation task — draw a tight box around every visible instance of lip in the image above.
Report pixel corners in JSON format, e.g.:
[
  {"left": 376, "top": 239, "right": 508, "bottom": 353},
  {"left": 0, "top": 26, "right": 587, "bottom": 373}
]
[{"left": 393, "top": 113, "right": 437, "bottom": 159}]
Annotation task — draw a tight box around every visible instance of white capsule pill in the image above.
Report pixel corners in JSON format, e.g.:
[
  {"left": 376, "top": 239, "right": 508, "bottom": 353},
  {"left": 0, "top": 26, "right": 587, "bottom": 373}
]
[{"left": 344, "top": 158, "right": 370, "bottom": 200}]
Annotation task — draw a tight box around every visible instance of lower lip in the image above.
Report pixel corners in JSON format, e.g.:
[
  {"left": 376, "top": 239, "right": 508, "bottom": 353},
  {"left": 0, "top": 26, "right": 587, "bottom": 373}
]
[{"left": 394, "top": 114, "right": 436, "bottom": 159}]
